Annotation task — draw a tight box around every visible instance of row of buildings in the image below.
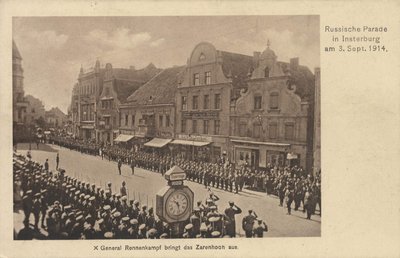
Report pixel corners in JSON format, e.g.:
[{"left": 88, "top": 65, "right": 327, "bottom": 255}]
[
  {"left": 13, "top": 40, "right": 68, "bottom": 143},
  {"left": 68, "top": 41, "right": 321, "bottom": 174}
]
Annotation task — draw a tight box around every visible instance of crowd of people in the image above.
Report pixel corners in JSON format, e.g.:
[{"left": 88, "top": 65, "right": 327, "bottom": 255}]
[
  {"left": 49, "top": 136, "right": 321, "bottom": 217},
  {"left": 14, "top": 152, "right": 270, "bottom": 240}
]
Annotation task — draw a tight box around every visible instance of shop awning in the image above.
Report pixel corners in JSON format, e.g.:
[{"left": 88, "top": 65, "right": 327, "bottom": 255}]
[
  {"left": 231, "top": 139, "right": 290, "bottom": 147},
  {"left": 170, "top": 139, "right": 210, "bottom": 147},
  {"left": 144, "top": 138, "right": 172, "bottom": 148},
  {"left": 114, "top": 134, "right": 134, "bottom": 142}
]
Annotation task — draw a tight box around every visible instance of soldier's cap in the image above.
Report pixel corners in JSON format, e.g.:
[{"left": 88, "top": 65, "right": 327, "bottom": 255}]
[
  {"left": 248, "top": 209, "right": 253, "bottom": 213},
  {"left": 62, "top": 183, "right": 67, "bottom": 187},
  {"left": 86, "top": 183, "right": 90, "bottom": 186},
  {"left": 160, "top": 233, "right": 168, "bottom": 239},
  {"left": 76, "top": 215, "right": 84, "bottom": 221},
  {"left": 100, "top": 189, "right": 104, "bottom": 193},
  {"left": 96, "top": 187, "right": 101, "bottom": 190},
  {"left": 209, "top": 216, "right": 220, "bottom": 222},
  {"left": 196, "top": 234, "right": 202, "bottom": 238},
  {"left": 142, "top": 205, "right": 147, "bottom": 209},
  {"left": 185, "top": 223, "right": 193, "bottom": 230},
  {"left": 34, "top": 193, "right": 41, "bottom": 198},
  {"left": 129, "top": 199, "right": 134, "bottom": 204},
  {"left": 41, "top": 189, "right": 47, "bottom": 193},
  {"left": 211, "top": 231, "right": 221, "bottom": 237},
  {"left": 80, "top": 193, "right": 85, "bottom": 198},
  {"left": 101, "top": 212, "right": 107, "bottom": 218},
  {"left": 134, "top": 200, "right": 139, "bottom": 205},
  {"left": 103, "top": 205, "right": 111, "bottom": 211},
  {"left": 206, "top": 199, "right": 213, "bottom": 203},
  {"left": 84, "top": 224, "right": 92, "bottom": 230},
  {"left": 75, "top": 190, "right": 80, "bottom": 195},
  {"left": 85, "top": 215, "right": 92, "bottom": 220},
  {"left": 22, "top": 195, "right": 29, "bottom": 200},
  {"left": 66, "top": 185, "right": 72, "bottom": 189},
  {"left": 91, "top": 184, "right": 95, "bottom": 187},
  {"left": 76, "top": 211, "right": 83, "bottom": 216},
  {"left": 197, "top": 201, "right": 202, "bottom": 205},
  {"left": 113, "top": 211, "right": 121, "bottom": 218},
  {"left": 121, "top": 196, "right": 127, "bottom": 201},
  {"left": 107, "top": 182, "right": 112, "bottom": 186},
  {"left": 182, "top": 232, "right": 189, "bottom": 238},
  {"left": 89, "top": 196, "right": 96, "bottom": 201},
  {"left": 70, "top": 187, "right": 76, "bottom": 192},
  {"left": 116, "top": 193, "right": 121, "bottom": 198},
  {"left": 68, "top": 212, "right": 75, "bottom": 217},
  {"left": 121, "top": 217, "right": 129, "bottom": 223},
  {"left": 228, "top": 201, "right": 234, "bottom": 205},
  {"left": 139, "top": 224, "right": 146, "bottom": 230},
  {"left": 104, "top": 232, "right": 114, "bottom": 239},
  {"left": 26, "top": 190, "right": 32, "bottom": 194},
  {"left": 163, "top": 222, "right": 169, "bottom": 227},
  {"left": 210, "top": 205, "right": 217, "bottom": 210},
  {"left": 112, "top": 193, "right": 116, "bottom": 197},
  {"left": 97, "top": 218, "right": 104, "bottom": 225},
  {"left": 84, "top": 195, "right": 90, "bottom": 200},
  {"left": 148, "top": 207, "right": 153, "bottom": 212},
  {"left": 64, "top": 205, "right": 72, "bottom": 210},
  {"left": 130, "top": 219, "right": 138, "bottom": 225},
  {"left": 111, "top": 208, "right": 117, "bottom": 214}
]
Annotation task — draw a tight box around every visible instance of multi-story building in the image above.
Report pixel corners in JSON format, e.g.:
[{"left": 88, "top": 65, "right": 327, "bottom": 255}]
[
  {"left": 76, "top": 60, "right": 104, "bottom": 141},
  {"left": 45, "top": 107, "right": 68, "bottom": 128},
  {"left": 230, "top": 42, "right": 315, "bottom": 170},
  {"left": 68, "top": 83, "right": 80, "bottom": 136},
  {"left": 119, "top": 66, "right": 184, "bottom": 150},
  {"left": 25, "top": 95, "right": 46, "bottom": 126},
  {"left": 13, "top": 40, "right": 29, "bottom": 142},
  {"left": 174, "top": 42, "right": 253, "bottom": 162},
  {"left": 313, "top": 67, "right": 321, "bottom": 175},
  {"left": 97, "top": 63, "right": 160, "bottom": 144}
]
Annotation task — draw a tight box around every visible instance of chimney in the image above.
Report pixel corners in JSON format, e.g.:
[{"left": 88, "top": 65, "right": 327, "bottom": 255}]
[
  {"left": 253, "top": 51, "right": 261, "bottom": 65},
  {"left": 290, "top": 58, "right": 299, "bottom": 70}
]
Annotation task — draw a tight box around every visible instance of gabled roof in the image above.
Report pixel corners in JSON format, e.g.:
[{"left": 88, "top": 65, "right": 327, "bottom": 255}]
[
  {"left": 12, "top": 40, "right": 22, "bottom": 59},
  {"left": 126, "top": 66, "right": 185, "bottom": 106},
  {"left": 219, "top": 51, "right": 253, "bottom": 88},
  {"left": 112, "top": 63, "right": 162, "bottom": 103}
]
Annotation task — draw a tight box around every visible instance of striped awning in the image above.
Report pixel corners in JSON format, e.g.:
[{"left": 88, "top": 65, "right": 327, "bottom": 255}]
[
  {"left": 144, "top": 138, "right": 172, "bottom": 148},
  {"left": 114, "top": 134, "right": 134, "bottom": 142},
  {"left": 170, "top": 139, "right": 210, "bottom": 147}
]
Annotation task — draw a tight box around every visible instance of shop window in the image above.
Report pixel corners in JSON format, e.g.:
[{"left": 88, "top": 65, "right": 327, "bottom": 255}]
[
  {"left": 214, "top": 120, "right": 220, "bottom": 135},
  {"left": 269, "top": 123, "right": 277, "bottom": 139},
  {"left": 166, "top": 115, "right": 170, "bottom": 127},
  {"left": 239, "top": 123, "right": 246, "bottom": 137},
  {"left": 214, "top": 94, "right": 221, "bottom": 109},
  {"left": 254, "top": 95, "right": 262, "bottom": 110},
  {"left": 125, "top": 114, "right": 129, "bottom": 126},
  {"left": 270, "top": 92, "right": 279, "bottom": 109},
  {"left": 285, "top": 123, "right": 294, "bottom": 140},
  {"left": 181, "top": 96, "right": 187, "bottom": 110},
  {"left": 203, "top": 94, "right": 209, "bottom": 109},
  {"left": 192, "top": 96, "right": 198, "bottom": 110},
  {"left": 131, "top": 115, "right": 135, "bottom": 127},
  {"left": 205, "top": 71, "right": 211, "bottom": 85},
  {"left": 181, "top": 119, "right": 186, "bottom": 133},
  {"left": 203, "top": 120, "right": 209, "bottom": 134},
  {"left": 193, "top": 73, "right": 200, "bottom": 86},
  {"left": 192, "top": 120, "right": 198, "bottom": 134}
]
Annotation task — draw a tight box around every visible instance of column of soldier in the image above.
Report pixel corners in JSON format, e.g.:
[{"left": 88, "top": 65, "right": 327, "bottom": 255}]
[
  {"left": 49, "top": 135, "right": 321, "bottom": 216},
  {"left": 14, "top": 153, "right": 269, "bottom": 240}
]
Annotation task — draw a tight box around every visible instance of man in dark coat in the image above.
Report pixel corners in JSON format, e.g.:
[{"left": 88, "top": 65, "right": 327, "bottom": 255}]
[{"left": 224, "top": 201, "right": 242, "bottom": 237}]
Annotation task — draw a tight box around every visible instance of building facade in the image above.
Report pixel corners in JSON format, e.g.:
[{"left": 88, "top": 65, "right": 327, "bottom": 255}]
[
  {"left": 76, "top": 60, "right": 104, "bottom": 141},
  {"left": 119, "top": 66, "right": 183, "bottom": 150},
  {"left": 45, "top": 107, "right": 68, "bottom": 128},
  {"left": 174, "top": 42, "right": 253, "bottom": 162},
  {"left": 25, "top": 95, "right": 46, "bottom": 126},
  {"left": 313, "top": 67, "right": 321, "bottom": 175},
  {"left": 68, "top": 83, "right": 80, "bottom": 136},
  {"left": 230, "top": 43, "right": 315, "bottom": 170},
  {"left": 13, "top": 40, "right": 29, "bottom": 142},
  {"left": 97, "top": 63, "right": 160, "bottom": 144}
]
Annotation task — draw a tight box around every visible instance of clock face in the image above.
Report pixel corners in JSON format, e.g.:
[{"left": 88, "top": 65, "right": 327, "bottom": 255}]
[{"left": 166, "top": 191, "right": 189, "bottom": 217}]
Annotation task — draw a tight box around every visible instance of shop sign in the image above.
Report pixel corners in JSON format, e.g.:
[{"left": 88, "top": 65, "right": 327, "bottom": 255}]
[
  {"left": 182, "top": 110, "right": 219, "bottom": 119},
  {"left": 177, "top": 134, "right": 212, "bottom": 142}
]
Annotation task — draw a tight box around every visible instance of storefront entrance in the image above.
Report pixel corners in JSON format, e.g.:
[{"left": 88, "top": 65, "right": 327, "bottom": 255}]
[{"left": 235, "top": 148, "right": 259, "bottom": 168}]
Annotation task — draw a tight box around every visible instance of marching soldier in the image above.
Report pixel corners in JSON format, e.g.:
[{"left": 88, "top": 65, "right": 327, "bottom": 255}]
[{"left": 224, "top": 201, "right": 242, "bottom": 237}]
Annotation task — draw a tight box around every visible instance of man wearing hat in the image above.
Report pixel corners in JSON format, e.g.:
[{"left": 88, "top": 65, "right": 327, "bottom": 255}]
[
  {"left": 190, "top": 208, "right": 201, "bottom": 236},
  {"left": 137, "top": 223, "right": 147, "bottom": 239},
  {"left": 44, "top": 159, "right": 49, "bottom": 172},
  {"left": 117, "top": 158, "right": 122, "bottom": 175},
  {"left": 32, "top": 193, "right": 42, "bottom": 230},
  {"left": 40, "top": 189, "right": 48, "bottom": 228},
  {"left": 253, "top": 219, "right": 268, "bottom": 238},
  {"left": 242, "top": 209, "right": 257, "bottom": 238},
  {"left": 224, "top": 201, "right": 242, "bottom": 237},
  {"left": 117, "top": 217, "right": 130, "bottom": 239},
  {"left": 138, "top": 205, "right": 147, "bottom": 225},
  {"left": 128, "top": 219, "right": 139, "bottom": 239},
  {"left": 22, "top": 191, "right": 33, "bottom": 224},
  {"left": 120, "top": 181, "right": 127, "bottom": 197}
]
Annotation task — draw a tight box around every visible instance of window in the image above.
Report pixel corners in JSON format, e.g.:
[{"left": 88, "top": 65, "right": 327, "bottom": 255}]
[
  {"left": 270, "top": 92, "right": 279, "bottom": 109},
  {"left": 192, "top": 120, "right": 197, "bottom": 134},
  {"left": 193, "top": 73, "right": 200, "bottom": 86},
  {"left": 192, "top": 96, "right": 198, "bottom": 110},
  {"left": 105, "top": 117, "right": 110, "bottom": 125},
  {"left": 205, "top": 71, "right": 211, "bottom": 85},
  {"left": 159, "top": 115, "right": 164, "bottom": 127},
  {"left": 214, "top": 120, "right": 220, "bottom": 135},
  {"left": 214, "top": 94, "right": 221, "bottom": 109},
  {"left": 285, "top": 123, "right": 295, "bottom": 140},
  {"left": 254, "top": 95, "right": 262, "bottom": 110},
  {"left": 239, "top": 123, "right": 246, "bottom": 137},
  {"left": 166, "top": 115, "right": 170, "bottom": 127},
  {"left": 264, "top": 67, "right": 270, "bottom": 78},
  {"left": 253, "top": 123, "right": 262, "bottom": 138},
  {"left": 203, "top": 95, "right": 209, "bottom": 109},
  {"left": 269, "top": 123, "right": 277, "bottom": 139},
  {"left": 181, "top": 119, "right": 186, "bottom": 133},
  {"left": 125, "top": 114, "right": 128, "bottom": 126},
  {"left": 131, "top": 115, "right": 135, "bottom": 127},
  {"left": 32, "top": 108, "right": 35, "bottom": 113},
  {"left": 203, "top": 120, "right": 209, "bottom": 134},
  {"left": 181, "top": 96, "right": 187, "bottom": 110},
  {"left": 105, "top": 87, "right": 110, "bottom": 95}
]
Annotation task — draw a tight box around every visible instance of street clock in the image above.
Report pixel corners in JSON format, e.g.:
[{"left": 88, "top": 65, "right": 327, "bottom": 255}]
[{"left": 156, "top": 166, "right": 194, "bottom": 224}]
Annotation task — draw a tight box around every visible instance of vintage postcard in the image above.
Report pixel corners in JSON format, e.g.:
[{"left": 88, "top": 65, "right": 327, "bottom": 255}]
[{"left": 0, "top": 1, "right": 399, "bottom": 258}]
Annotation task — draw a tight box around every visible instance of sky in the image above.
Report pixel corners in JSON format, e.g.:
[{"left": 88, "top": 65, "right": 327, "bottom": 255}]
[{"left": 13, "top": 16, "right": 320, "bottom": 114}]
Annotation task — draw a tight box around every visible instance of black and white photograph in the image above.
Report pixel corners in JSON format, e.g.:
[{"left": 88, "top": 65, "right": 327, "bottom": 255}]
[{"left": 12, "top": 15, "right": 321, "bottom": 240}]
